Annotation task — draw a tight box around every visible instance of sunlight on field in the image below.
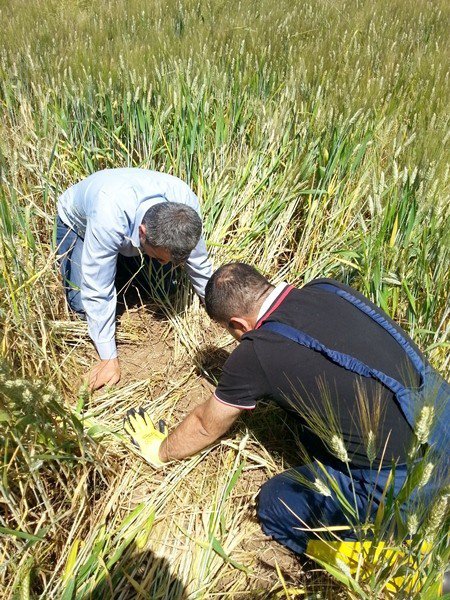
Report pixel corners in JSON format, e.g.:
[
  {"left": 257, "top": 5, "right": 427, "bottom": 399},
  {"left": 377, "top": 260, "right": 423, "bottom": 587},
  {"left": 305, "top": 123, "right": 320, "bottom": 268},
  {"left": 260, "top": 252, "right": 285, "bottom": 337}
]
[{"left": 0, "top": 0, "right": 449, "bottom": 598}]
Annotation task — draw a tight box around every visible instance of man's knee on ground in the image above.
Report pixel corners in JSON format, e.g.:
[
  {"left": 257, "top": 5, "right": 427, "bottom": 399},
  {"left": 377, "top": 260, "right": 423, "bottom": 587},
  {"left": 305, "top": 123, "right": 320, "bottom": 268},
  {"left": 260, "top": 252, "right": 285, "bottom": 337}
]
[
  {"left": 258, "top": 475, "right": 288, "bottom": 522},
  {"left": 257, "top": 466, "right": 351, "bottom": 555},
  {"left": 257, "top": 473, "right": 311, "bottom": 555}
]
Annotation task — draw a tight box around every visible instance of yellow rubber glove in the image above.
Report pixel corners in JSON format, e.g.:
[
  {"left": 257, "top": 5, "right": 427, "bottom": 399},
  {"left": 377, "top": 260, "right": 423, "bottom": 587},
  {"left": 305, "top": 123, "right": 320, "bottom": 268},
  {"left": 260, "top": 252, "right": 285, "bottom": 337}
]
[{"left": 124, "top": 408, "right": 168, "bottom": 468}]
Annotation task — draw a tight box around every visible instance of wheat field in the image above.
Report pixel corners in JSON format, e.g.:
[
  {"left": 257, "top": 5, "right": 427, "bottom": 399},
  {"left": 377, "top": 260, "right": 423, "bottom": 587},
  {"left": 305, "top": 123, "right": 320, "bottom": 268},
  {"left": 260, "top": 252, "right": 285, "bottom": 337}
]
[{"left": 0, "top": 0, "right": 449, "bottom": 598}]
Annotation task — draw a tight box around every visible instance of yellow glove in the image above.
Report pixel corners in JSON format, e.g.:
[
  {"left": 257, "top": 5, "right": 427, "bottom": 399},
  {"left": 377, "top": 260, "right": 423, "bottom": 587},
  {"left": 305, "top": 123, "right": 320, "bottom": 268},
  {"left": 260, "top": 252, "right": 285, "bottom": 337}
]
[{"left": 124, "top": 407, "right": 168, "bottom": 468}]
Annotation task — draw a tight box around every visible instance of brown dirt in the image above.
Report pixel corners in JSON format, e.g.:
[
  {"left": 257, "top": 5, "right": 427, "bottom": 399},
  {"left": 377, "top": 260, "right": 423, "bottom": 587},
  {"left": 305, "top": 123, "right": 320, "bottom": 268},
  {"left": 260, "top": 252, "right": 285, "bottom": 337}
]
[{"left": 117, "top": 309, "right": 175, "bottom": 384}]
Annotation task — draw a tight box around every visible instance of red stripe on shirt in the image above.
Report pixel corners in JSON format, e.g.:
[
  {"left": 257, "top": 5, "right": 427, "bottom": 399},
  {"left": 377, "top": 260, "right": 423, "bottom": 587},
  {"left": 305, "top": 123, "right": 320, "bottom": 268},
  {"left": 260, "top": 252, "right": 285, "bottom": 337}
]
[
  {"left": 214, "top": 393, "right": 256, "bottom": 410},
  {"left": 255, "top": 285, "right": 295, "bottom": 329}
]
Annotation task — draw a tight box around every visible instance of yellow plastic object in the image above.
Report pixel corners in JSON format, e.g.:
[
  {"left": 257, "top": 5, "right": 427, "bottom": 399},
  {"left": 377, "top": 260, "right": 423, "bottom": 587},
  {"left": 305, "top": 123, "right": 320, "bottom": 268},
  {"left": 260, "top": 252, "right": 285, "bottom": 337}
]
[{"left": 306, "top": 539, "right": 437, "bottom": 594}]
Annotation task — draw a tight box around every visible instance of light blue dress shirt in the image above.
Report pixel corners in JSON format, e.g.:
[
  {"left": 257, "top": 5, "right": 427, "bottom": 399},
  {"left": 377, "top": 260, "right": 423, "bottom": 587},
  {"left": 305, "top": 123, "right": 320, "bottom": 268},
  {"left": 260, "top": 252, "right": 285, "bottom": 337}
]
[{"left": 57, "top": 168, "right": 212, "bottom": 360}]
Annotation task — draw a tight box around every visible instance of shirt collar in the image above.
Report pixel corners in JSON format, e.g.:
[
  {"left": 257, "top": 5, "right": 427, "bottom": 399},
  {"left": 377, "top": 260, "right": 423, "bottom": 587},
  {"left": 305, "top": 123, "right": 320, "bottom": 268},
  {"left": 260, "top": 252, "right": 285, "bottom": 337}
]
[{"left": 256, "top": 282, "right": 288, "bottom": 322}]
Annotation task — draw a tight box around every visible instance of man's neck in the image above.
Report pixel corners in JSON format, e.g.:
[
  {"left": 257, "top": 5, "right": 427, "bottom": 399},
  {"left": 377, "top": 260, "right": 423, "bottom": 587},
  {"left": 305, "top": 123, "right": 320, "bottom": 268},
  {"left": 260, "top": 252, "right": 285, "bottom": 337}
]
[
  {"left": 253, "top": 285, "right": 275, "bottom": 323},
  {"left": 255, "top": 282, "right": 289, "bottom": 324}
]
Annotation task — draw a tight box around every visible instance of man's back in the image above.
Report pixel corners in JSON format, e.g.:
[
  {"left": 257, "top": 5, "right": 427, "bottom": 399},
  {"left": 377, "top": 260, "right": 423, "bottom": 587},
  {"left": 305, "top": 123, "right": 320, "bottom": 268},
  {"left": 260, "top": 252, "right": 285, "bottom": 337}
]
[
  {"left": 215, "top": 279, "right": 420, "bottom": 468},
  {"left": 57, "top": 168, "right": 198, "bottom": 237}
]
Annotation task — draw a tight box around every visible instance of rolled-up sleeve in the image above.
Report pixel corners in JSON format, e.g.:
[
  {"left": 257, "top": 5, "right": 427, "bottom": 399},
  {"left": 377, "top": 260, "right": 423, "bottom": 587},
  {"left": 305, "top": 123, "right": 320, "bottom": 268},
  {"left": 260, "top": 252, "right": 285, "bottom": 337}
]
[{"left": 81, "top": 196, "right": 126, "bottom": 359}]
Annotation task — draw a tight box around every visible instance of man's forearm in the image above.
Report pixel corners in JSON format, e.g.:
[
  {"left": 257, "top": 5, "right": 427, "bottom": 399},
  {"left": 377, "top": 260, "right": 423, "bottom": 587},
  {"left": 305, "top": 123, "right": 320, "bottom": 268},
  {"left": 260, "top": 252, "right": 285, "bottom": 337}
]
[
  {"left": 81, "top": 226, "right": 120, "bottom": 360},
  {"left": 158, "top": 398, "right": 239, "bottom": 463},
  {"left": 159, "top": 408, "right": 220, "bottom": 462},
  {"left": 85, "top": 308, "right": 118, "bottom": 360}
]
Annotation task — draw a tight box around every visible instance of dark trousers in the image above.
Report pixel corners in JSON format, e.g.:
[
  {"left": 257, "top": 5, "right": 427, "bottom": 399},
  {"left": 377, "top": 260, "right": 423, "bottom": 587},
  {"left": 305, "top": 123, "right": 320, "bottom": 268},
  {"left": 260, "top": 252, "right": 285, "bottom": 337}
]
[
  {"left": 55, "top": 216, "right": 175, "bottom": 315},
  {"left": 257, "top": 461, "right": 410, "bottom": 555}
]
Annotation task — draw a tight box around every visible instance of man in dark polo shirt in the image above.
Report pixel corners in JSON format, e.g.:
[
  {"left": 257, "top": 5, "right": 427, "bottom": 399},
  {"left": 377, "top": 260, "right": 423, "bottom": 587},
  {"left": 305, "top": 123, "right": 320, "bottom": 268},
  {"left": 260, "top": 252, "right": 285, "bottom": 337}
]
[{"left": 125, "top": 262, "right": 448, "bottom": 555}]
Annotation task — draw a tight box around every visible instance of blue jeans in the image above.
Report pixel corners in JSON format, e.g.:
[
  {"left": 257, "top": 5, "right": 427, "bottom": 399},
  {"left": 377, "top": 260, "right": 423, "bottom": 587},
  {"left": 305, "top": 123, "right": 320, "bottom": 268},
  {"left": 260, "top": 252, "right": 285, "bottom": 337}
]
[
  {"left": 257, "top": 461, "right": 411, "bottom": 555},
  {"left": 56, "top": 216, "right": 85, "bottom": 315},
  {"left": 55, "top": 216, "right": 176, "bottom": 316}
]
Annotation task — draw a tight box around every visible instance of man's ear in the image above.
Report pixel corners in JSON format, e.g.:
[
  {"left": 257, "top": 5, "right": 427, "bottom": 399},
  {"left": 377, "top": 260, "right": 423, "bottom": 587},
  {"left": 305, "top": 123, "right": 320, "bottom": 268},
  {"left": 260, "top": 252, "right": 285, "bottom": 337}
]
[
  {"left": 139, "top": 223, "right": 146, "bottom": 240},
  {"left": 228, "top": 317, "right": 252, "bottom": 334}
]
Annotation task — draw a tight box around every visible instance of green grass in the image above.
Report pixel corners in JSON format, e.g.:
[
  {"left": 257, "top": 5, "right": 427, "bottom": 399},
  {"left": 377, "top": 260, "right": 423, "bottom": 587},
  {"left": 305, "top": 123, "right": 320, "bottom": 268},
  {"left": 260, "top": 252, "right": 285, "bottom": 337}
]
[{"left": 0, "top": 0, "right": 449, "bottom": 597}]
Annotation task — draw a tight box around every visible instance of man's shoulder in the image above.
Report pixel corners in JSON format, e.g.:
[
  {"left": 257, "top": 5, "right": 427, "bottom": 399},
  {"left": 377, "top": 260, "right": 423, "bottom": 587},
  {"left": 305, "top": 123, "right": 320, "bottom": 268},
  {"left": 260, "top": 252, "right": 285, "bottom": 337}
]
[
  {"left": 215, "top": 335, "right": 271, "bottom": 409},
  {"left": 226, "top": 335, "right": 258, "bottom": 358},
  {"left": 302, "top": 277, "right": 349, "bottom": 291},
  {"left": 301, "top": 278, "right": 373, "bottom": 304}
]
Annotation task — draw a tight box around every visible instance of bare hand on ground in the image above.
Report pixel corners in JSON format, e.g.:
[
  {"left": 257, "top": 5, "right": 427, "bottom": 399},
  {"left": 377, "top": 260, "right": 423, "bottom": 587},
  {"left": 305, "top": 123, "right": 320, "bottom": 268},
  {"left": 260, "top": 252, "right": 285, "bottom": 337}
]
[{"left": 87, "top": 358, "right": 121, "bottom": 391}]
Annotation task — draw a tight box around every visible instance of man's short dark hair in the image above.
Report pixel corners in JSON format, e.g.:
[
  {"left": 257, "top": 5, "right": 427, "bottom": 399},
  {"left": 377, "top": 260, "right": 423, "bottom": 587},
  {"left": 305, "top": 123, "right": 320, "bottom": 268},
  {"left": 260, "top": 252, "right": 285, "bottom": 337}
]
[
  {"left": 205, "top": 263, "right": 273, "bottom": 324},
  {"left": 142, "top": 202, "right": 202, "bottom": 264}
]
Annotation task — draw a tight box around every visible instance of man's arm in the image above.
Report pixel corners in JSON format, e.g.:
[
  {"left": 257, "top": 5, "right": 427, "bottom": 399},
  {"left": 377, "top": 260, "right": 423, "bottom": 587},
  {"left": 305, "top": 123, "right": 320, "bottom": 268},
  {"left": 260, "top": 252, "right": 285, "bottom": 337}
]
[
  {"left": 159, "top": 395, "right": 242, "bottom": 462},
  {"left": 177, "top": 189, "right": 212, "bottom": 299},
  {"left": 184, "top": 235, "right": 213, "bottom": 299},
  {"left": 81, "top": 198, "right": 127, "bottom": 389}
]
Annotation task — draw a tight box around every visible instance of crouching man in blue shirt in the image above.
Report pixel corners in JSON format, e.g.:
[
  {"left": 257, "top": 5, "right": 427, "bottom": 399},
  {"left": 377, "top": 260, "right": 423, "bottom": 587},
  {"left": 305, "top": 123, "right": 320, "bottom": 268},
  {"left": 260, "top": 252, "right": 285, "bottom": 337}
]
[{"left": 56, "top": 168, "right": 212, "bottom": 391}]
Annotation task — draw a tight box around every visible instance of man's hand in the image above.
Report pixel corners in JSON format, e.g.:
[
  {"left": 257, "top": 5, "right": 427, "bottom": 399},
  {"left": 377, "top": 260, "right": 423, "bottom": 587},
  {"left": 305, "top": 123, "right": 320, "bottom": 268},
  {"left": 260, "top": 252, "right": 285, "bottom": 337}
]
[
  {"left": 87, "top": 358, "right": 121, "bottom": 391},
  {"left": 124, "top": 408, "right": 168, "bottom": 468}
]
